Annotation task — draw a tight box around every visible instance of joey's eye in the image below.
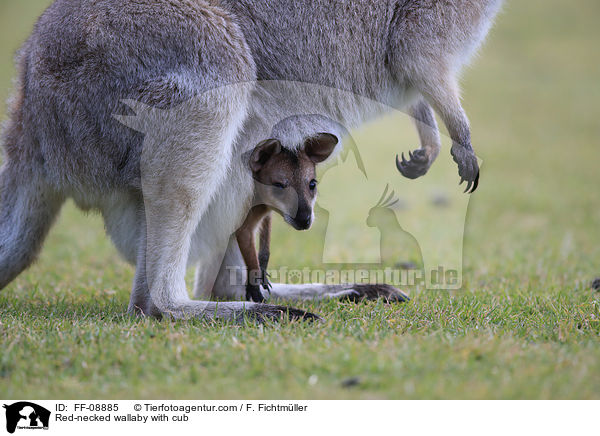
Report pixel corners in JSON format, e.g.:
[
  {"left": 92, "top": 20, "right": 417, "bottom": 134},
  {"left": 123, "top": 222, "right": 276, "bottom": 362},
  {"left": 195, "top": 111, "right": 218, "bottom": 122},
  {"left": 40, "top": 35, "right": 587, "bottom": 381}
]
[
  {"left": 273, "top": 182, "right": 286, "bottom": 189},
  {"left": 309, "top": 180, "right": 317, "bottom": 191}
]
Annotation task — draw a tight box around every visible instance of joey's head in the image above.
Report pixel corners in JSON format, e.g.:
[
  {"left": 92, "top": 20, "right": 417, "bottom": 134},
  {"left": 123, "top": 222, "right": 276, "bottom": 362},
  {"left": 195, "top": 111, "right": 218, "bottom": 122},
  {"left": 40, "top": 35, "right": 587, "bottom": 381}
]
[{"left": 250, "top": 133, "right": 338, "bottom": 230}]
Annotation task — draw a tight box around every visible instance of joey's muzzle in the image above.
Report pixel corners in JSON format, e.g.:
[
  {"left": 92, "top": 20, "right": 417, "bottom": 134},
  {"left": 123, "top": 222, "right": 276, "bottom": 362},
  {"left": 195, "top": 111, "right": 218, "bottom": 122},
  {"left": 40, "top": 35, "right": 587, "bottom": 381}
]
[{"left": 292, "top": 209, "right": 312, "bottom": 230}]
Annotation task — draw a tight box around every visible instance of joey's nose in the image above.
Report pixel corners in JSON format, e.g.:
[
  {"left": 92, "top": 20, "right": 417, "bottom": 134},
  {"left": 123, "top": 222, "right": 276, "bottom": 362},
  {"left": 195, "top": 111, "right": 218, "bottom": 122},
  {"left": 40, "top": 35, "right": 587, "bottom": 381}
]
[{"left": 294, "top": 212, "right": 312, "bottom": 230}]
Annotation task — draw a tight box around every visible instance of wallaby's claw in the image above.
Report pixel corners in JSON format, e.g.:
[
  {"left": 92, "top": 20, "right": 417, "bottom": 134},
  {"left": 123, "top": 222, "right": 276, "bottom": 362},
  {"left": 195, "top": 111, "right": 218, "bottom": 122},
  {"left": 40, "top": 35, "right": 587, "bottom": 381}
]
[
  {"left": 451, "top": 144, "right": 479, "bottom": 194},
  {"left": 396, "top": 148, "right": 430, "bottom": 179},
  {"left": 460, "top": 172, "right": 479, "bottom": 193},
  {"left": 260, "top": 270, "right": 273, "bottom": 293}
]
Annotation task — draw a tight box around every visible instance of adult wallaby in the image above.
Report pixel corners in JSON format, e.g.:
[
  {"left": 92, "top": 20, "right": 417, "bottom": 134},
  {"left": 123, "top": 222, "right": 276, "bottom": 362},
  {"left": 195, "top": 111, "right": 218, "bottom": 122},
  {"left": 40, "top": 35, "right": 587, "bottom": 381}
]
[
  {"left": 0, "top": 0, "right": 502, "bottom": 322},
  {"left": 238, "top": 133, "right": 338, "bottom": 303}
]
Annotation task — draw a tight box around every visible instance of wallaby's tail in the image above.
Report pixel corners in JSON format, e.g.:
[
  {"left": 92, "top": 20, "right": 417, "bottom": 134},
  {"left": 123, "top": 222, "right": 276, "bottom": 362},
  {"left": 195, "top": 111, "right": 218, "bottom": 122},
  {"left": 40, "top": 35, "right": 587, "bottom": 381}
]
[{"left": 0, "top": 161, "right": 64, "bottom": 290}]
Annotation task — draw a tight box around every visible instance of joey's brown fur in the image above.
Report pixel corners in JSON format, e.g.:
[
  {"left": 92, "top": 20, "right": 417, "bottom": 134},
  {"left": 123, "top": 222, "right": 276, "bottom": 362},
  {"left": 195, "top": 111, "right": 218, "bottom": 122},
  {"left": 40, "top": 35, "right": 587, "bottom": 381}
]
[{"left": 237, "top": 134, "right": 338, "bottom": 302}]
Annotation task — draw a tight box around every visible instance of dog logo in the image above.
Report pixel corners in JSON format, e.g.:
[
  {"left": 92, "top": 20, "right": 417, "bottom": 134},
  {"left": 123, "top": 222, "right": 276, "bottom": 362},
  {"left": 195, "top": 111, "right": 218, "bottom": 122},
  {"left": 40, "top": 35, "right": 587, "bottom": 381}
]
[{"left": 3, "top": 402, "right": 50, "bottom": 434}]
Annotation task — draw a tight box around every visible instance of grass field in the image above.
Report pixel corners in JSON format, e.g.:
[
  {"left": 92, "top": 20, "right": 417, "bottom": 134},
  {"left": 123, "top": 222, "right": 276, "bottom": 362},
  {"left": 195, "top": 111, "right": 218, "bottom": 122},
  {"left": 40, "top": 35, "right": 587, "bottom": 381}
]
[{"left": 1, "top": 0, "right": 599, "bottom": 399}]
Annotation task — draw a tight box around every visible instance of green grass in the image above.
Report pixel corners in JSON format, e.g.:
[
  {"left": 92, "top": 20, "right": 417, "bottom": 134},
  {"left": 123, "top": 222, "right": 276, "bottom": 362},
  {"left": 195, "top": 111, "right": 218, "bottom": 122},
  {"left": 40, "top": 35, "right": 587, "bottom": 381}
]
[{"left": 1, "top": 0, "right": 599, "bottom": 399}]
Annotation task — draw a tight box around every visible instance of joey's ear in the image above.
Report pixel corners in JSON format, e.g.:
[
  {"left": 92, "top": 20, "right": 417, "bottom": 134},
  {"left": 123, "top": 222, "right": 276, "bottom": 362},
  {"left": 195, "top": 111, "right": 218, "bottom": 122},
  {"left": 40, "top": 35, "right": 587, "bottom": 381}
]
[
  {"left": 304, "top": 133, "right": 338, "bottom": 163},
  {"left": 250, "top": 139, "right": 282, "bottom": 172}
]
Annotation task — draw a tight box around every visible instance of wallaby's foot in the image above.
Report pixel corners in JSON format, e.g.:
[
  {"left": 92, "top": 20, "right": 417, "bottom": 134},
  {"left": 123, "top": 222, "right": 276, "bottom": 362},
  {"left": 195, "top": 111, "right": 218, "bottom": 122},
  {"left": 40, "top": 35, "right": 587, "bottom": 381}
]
[
  {"left": 152, "top": 303, "right": 322, "bottom": 324},
  {"left": 246, "top": 283, "right": 266, "bottom": 303},
  {"left": 451, "top": 144, "right": 480, "bottom": 193},
  {"left": 399, "top": 99, "right": 441, "bottom": 180},
  {"left": 330, "top": 284, "right": 410, "bottom": 303},
  {"left": 396, "top": 149, "right": 431, "bottom": 179},
  {"left": 242, "top": 304, "right": 322, "bottom": 323}
]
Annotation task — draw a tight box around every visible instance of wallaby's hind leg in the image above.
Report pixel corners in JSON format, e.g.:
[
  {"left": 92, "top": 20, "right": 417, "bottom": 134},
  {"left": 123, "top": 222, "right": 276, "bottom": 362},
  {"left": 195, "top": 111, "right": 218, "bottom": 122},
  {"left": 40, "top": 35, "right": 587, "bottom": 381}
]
[
  {"left": 0, "top": 164, "right": 64, "bottom": 290},
  {"left": 417, "top": 77, "right": 480, "bottom": 193},
  {"left": 396, "top": 98, "right": 442, "bottom": 179}
]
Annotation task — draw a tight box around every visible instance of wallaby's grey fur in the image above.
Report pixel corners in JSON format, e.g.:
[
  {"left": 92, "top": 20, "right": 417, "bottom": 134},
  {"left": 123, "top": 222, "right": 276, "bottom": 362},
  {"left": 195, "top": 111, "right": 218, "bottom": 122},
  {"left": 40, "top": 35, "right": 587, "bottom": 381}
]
[{"left": 0, "top": 0, "right": 501, "bottom": 321}]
